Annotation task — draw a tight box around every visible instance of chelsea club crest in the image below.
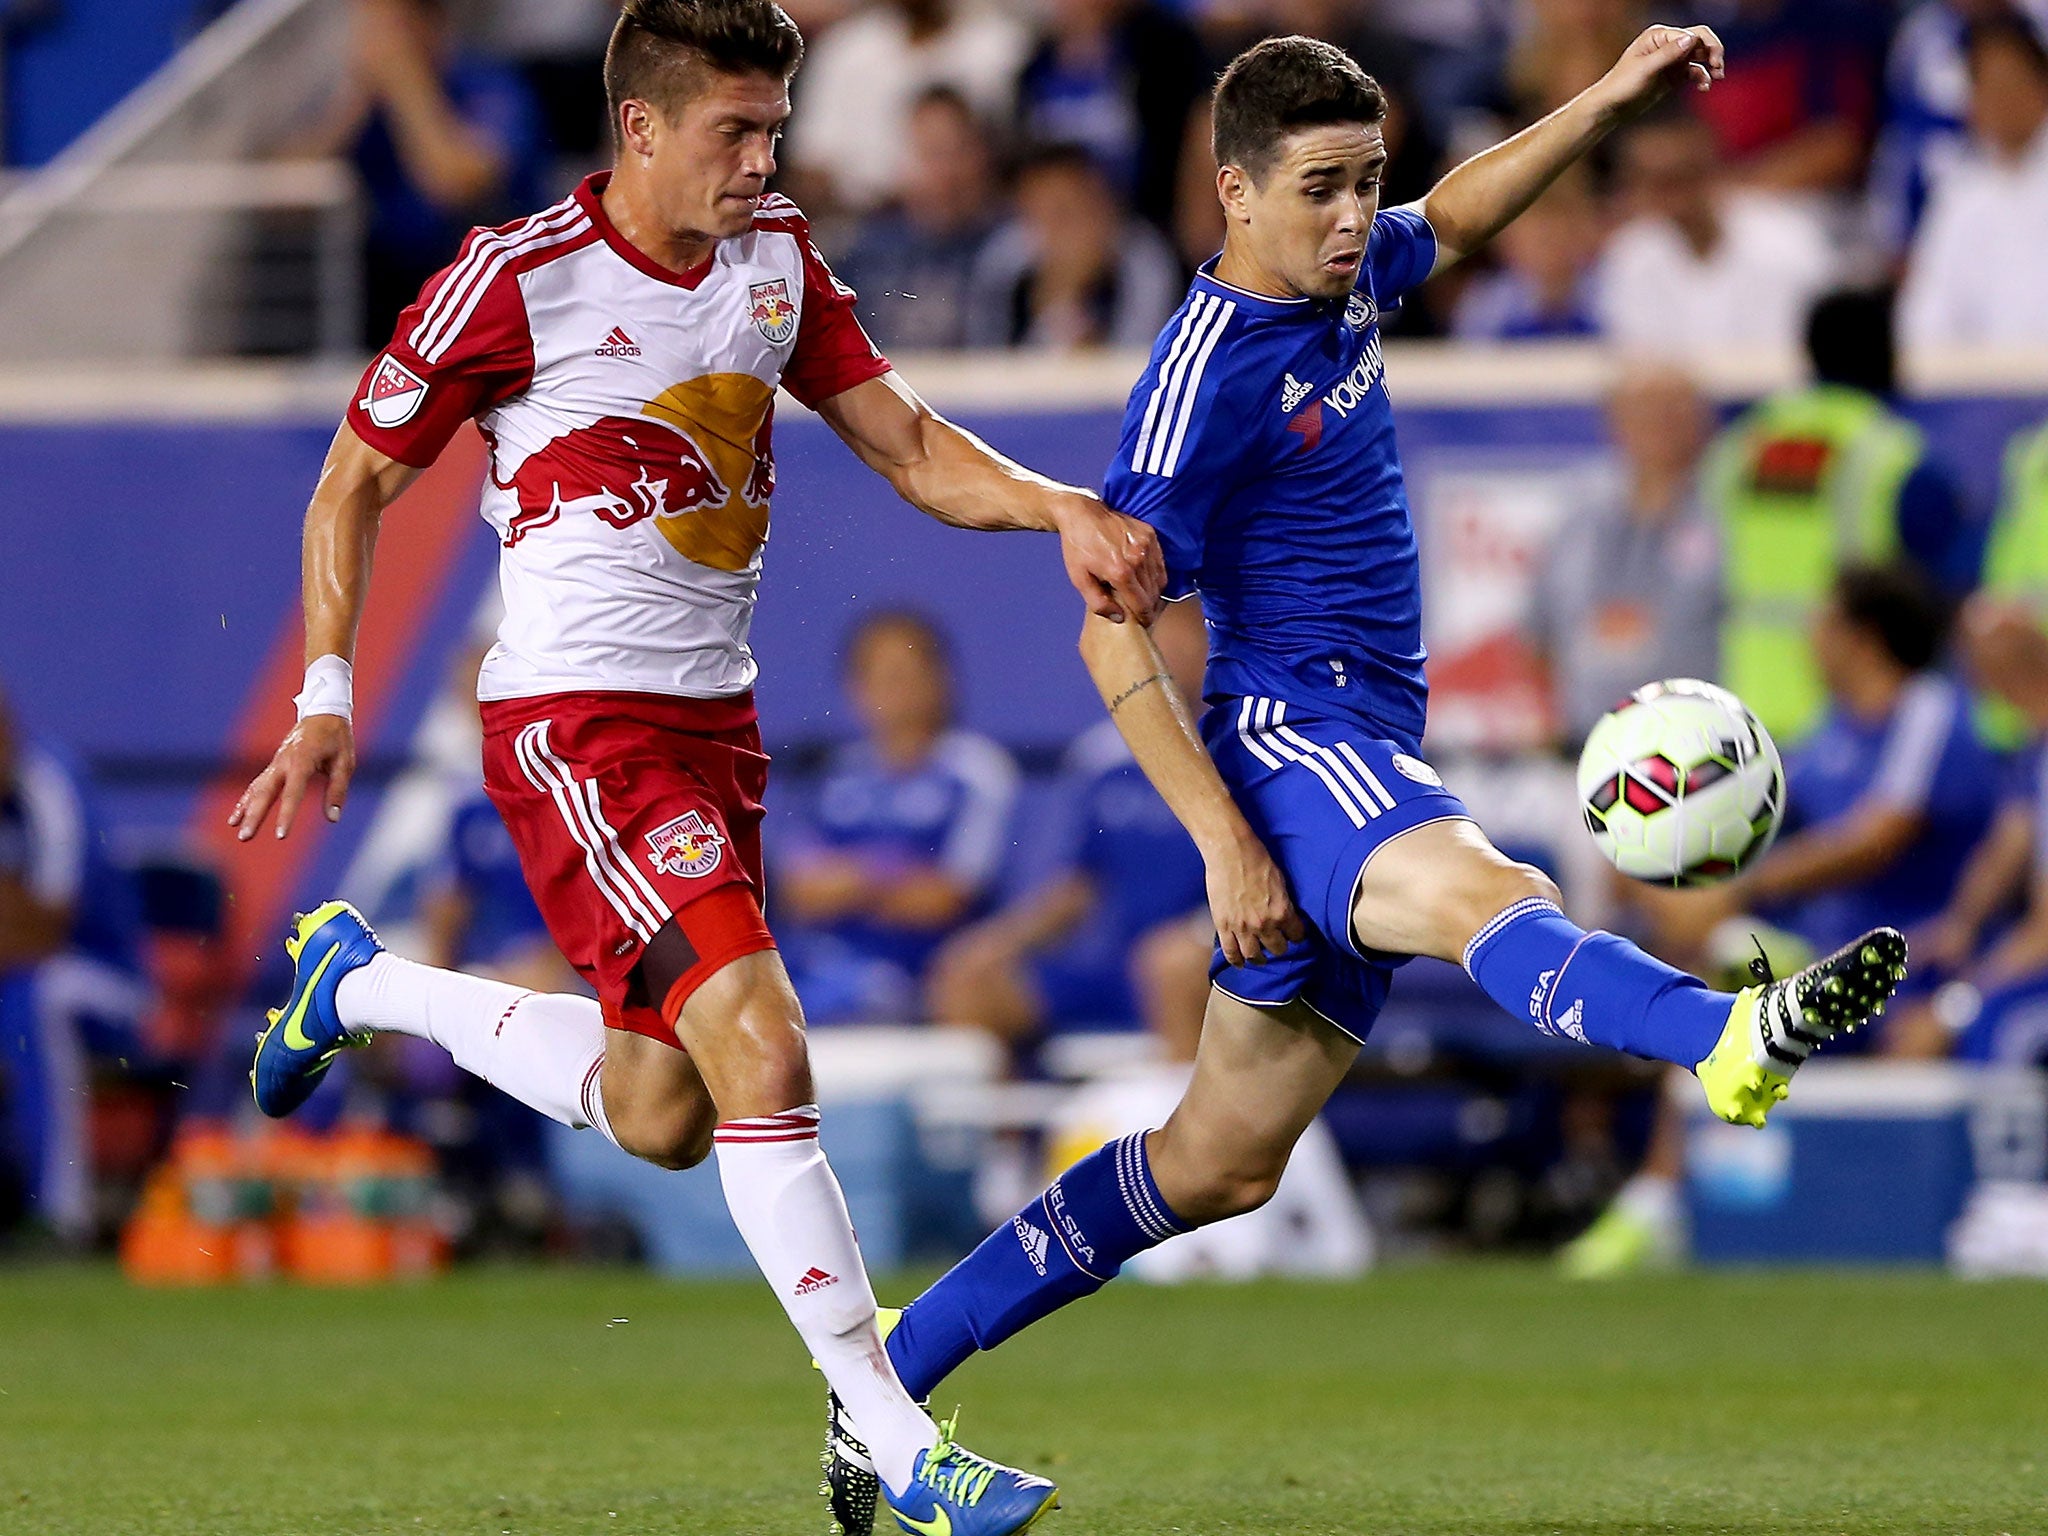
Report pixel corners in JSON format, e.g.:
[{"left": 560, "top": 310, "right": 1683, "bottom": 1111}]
[{"left": 1343, "top": 293, "right": 1377, "bottom": 332}]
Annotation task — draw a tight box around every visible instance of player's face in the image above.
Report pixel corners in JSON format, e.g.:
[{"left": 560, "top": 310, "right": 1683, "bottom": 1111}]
[
  {"left": 634, "top": 69, "right": 791, "bottom": 241},
  {"left": 1229, "top": 123, "right": 1387, "bottom": 301}
]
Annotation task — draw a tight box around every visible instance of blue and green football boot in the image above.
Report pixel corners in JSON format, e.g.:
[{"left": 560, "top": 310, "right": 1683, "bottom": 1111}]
[
  {"left": 250, "top": 899, "right": 381, "bottom": 1118},
  {"left": 881, "top": 1412, "right": 1058, "bottom": 1536}
]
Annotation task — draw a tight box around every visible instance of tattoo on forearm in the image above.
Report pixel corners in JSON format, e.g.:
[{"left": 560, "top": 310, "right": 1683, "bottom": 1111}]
[{"left": 1109, "top": 672, "right": 1170, "bottom": 713}]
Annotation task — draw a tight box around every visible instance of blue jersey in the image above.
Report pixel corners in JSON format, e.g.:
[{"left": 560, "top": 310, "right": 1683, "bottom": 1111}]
[
  {"left": 1774, "top": 675, "right": 2003, "bottom": 951},
  {"left": 440, "top": 796, "right": 549, "bottom": 968},
  {"left": 1049, "top": 721, "right": 1208, "bottom": 959},
  {"left": 799, "top": 730, "right": 1019, "bottom": 974},
  {"left": 1105, "top": 206, "right": 1439, "bottom": 751}
]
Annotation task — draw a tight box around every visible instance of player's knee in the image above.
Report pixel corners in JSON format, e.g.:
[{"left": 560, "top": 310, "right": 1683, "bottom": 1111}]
[
  {"left": 1429, "top": 859, "right": 1560, "bottom": 950},
  {"left": 611, "top": 1100, "right": 715, "bottom": 1171},
  {"left": 1161, "top": 1142, "right": 1286, "bottom": 1225},
  {"left": 1191, "top": 1161, "right": 1284, "bottom": 1223}
]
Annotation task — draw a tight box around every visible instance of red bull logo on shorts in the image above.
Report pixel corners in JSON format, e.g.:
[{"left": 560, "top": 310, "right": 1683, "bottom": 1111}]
[{"left": 645, "top": 810, "right": 726, "bottom": 879}]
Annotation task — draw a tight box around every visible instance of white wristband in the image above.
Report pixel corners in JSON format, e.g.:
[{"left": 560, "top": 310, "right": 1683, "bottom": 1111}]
[{"left": 294, "top": 654, "right": 354, "bottom": 722}]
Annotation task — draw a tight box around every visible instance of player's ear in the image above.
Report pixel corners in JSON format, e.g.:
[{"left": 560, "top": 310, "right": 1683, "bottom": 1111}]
[
  {"left": 618, "top": 99, "right": 659, "bottom": 161},
  {"left": 1216, "top": 163, "right": 1250, "bottom": 223}
]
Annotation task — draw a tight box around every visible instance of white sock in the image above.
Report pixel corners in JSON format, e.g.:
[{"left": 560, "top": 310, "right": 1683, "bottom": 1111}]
[
  {"left": 336, "top": 954, "right": 614, "bottom": 1142},
  {"left": 1615, "top": 1172, "right": 1681, "bottom": 1234},
  {"left": 714, "top": 1106, "right": 936, "bottom": 1491}
]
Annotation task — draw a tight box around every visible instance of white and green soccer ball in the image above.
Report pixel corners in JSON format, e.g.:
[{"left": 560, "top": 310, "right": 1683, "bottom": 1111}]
[{"left": 1576, "top": 679, "right": 1785, "bottom": 886}]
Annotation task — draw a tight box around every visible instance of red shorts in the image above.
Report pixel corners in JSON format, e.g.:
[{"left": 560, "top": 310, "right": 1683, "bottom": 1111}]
[{"left": 479, "top": 690, "right": 777, "bottom": 1047}]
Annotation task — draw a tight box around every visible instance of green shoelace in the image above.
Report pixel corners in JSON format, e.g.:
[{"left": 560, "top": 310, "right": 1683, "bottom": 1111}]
[{"left": 920, "top": 1411, "right": 997, "bottom": 1509}]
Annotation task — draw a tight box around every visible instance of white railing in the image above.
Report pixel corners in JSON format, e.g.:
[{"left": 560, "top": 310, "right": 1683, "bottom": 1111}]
[{"left": 0, "top": 0, "right": 356, "bottom": 361}]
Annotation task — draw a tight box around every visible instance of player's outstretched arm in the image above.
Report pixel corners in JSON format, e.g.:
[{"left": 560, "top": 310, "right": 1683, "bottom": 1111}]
[
  {"left": 1417, "top": 24, "right": 1724, "bottom": 270},
  {"left": 230, "top": 423, "right": 420, "bottom": 842},
  {"left": 1078, "top": 612, "right": 1304, "bottom": 966},
  {"left": 814, "top": 371, "right": 1166, "bottom": 624}
]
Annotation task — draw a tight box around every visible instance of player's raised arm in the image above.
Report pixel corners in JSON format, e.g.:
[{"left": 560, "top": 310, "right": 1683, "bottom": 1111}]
[
  {"left": 812, "top": 371, "right": 1165, "bottom": 625},
  {"left": 1076, "top": 611, "right": 1304, "bottom": 967},
  {"left": 1416, "top": 23, "right": 1724, "bottom": 270},
  {"left": 229, "top": 425, "right": 419, "bottom": 842}
]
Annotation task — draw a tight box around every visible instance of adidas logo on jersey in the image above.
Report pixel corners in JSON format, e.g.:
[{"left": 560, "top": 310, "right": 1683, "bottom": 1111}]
[
  {"left": 594, "top": 325, "right": 641, "bottom": 357},
  {"left": 1014, "top": 1216, "right": 1051, "bottom": 1276},
  {"left": 1280, "top": 372, "right": 1315, "bottom": 413},
  {"left": 794, "top": 1266, "right": 840, "bottom": 1296}
]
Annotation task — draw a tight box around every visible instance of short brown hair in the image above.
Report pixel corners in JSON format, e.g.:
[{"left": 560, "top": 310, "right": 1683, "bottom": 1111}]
[
  {"left": 1212, "top": 36, "right": 1387, "bottom": 183},
  {"left": 604, "top": 0, "right": 805, "bottom": 130}
]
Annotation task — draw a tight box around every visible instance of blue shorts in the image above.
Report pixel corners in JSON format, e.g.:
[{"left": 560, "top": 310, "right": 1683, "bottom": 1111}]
[{"left": 1201, "top": 695, "right": 1471, "bottom": 1043}]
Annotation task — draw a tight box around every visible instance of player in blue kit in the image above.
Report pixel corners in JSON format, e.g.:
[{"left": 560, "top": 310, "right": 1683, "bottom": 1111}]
[{"left": 822, "top": 27, "right": 1911, "bottom": 1532}]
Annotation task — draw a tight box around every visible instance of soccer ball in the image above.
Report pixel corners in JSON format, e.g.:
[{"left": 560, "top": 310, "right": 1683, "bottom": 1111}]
[{"left": 1577, "top": 679, "right": 1785, "bottom": 886}]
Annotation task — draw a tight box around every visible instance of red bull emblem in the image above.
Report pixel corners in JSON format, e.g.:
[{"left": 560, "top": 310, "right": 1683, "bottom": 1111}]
[
  {"left": 360, "top": 354, "right": 428, "bottom": 428},
  {"left": 645, "top": 810, "right": 725, "bottom": 879},
  {"left": 500, "top": 416, "right": 729, "bottom": 547},
  {"left": 748, "top": 279, "right": 798, "bottom": 345}
]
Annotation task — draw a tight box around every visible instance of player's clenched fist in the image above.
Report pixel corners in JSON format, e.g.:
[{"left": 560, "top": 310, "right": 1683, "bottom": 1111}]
[
  {"left": 1054, "top": 499, "right": 1166, "bottom": 626},
  {"left": 230, "top": 714, "right": 355, "bottom": 841},
  {"left": 1204, "top": 827, "right": 1307, "bottom": 968}
]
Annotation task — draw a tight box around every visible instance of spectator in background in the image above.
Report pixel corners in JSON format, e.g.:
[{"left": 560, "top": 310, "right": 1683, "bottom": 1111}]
[
  {"left": 1687, "top": 0, "right": 1883, "bottom": 194},
  {"left": 1702, "top": 287, "right": 1974, "bottom": 746},
  {"left": 310, "top": 0, "right": 543, "bottom": 347},
  {"left": 1451, "top": 169, "right": 1604, "bottom": 340},
  {"left": 783, "top": 0, "right": 1029, "bottom": 213},
  {"left": 0, "top": 684, "right": 142, "bottom": 1244},
  {"left": 485, "top": 0, "right": 617, "bottom": 184},
  {"left": 967, "top": 143, "right": 1182, "bottom": 349},
  {"left": 1013, "top": 0, "right": 1213, "bottom": 236},
  {"left": 835, "top": 87, "right": 1002, "bottom": 351},
  {"left": 1564, "top": 563, "right": 2001, "bottom": 1276},
  {"left": 1595, "top": 106, "right": 1837, "bottom": 356},
  {"left": 1507, "top": 0, "right": 1646, "bottom": 122},
  {"left": 778, "top": 612, "right": 1019, "bottom": 1024},
  {"left": 1868, "top": 0, "right": 2048, "bottom": 256},
  {"left": 1532, "top": 365, "right": 1720, "bottom": 741},
  {"left": 926, "top": 600, "right": 1212, "bottom": 1058},
  {"left": 1900, "top": 14, "right": 2048, "bottom": 349},
  {"left": 1912, "top": 598, "right": 2048, "bottom": 1066}
]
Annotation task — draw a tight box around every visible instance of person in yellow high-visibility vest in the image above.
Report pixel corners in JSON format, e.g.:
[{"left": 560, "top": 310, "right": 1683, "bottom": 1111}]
[
  {"left": 1704, "top": 287, "right": 1978, "bottom": 745},
  {"left": 1976, "top": 416, "right": 2048, "bottom": 746}
]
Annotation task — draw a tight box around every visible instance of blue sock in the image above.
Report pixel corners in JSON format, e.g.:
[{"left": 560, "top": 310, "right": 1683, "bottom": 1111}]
[
  {"left": 885, "top": 1131, "right": 1186, "bottom": 1400},
  {"left": 1463, "top": 897, "right": 1728, "bottom": 1068}
]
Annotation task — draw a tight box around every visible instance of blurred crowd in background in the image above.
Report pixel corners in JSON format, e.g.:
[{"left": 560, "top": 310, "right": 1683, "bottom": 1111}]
[
  {"left": 283, "top": 0, "right": 2048, "bottom": 355},
  {"left": 6, "top": 0, "right": 2048, "bottom": 1266}
]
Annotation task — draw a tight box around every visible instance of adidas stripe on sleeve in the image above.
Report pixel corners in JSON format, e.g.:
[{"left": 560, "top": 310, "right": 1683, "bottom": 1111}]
[
  {"left": 1102, "top": 292, "right": 1241, "bottom": 600},
  {"left": 345, "top": 198, "right": 589, "bottom": 466}
]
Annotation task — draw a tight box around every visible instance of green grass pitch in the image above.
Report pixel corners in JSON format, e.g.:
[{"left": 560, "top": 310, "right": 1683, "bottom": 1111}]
[{"left": 2, "top": 1264, "right": 2044, "bottom": 1534}]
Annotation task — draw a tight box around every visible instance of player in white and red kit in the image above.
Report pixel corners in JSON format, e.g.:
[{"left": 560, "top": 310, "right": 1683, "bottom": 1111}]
[{"left": 228, "top": 4, "right": 1162, "bottom": 1531}]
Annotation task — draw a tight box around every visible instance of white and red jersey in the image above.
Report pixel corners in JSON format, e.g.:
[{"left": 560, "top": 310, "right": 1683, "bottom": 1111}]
[{"left": 346, "top": 173, "right": 891, "bottom": 704}]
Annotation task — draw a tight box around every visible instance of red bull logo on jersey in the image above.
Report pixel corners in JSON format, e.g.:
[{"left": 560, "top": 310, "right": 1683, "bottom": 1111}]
[
  {"left": 360, "top": 354, "right": 428, "bottom": 428},
  {"left": 748, "top": 279, "right": 798, "bottom": 344},
  {"left": 645, "top": 810, "right": 726, "bottom": 879},
  {"left": 499, "top": 373, "right": 779, "bottom": 570},
  {"left": 502, "top": 416, "right": 730, "bottom": 547}
]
